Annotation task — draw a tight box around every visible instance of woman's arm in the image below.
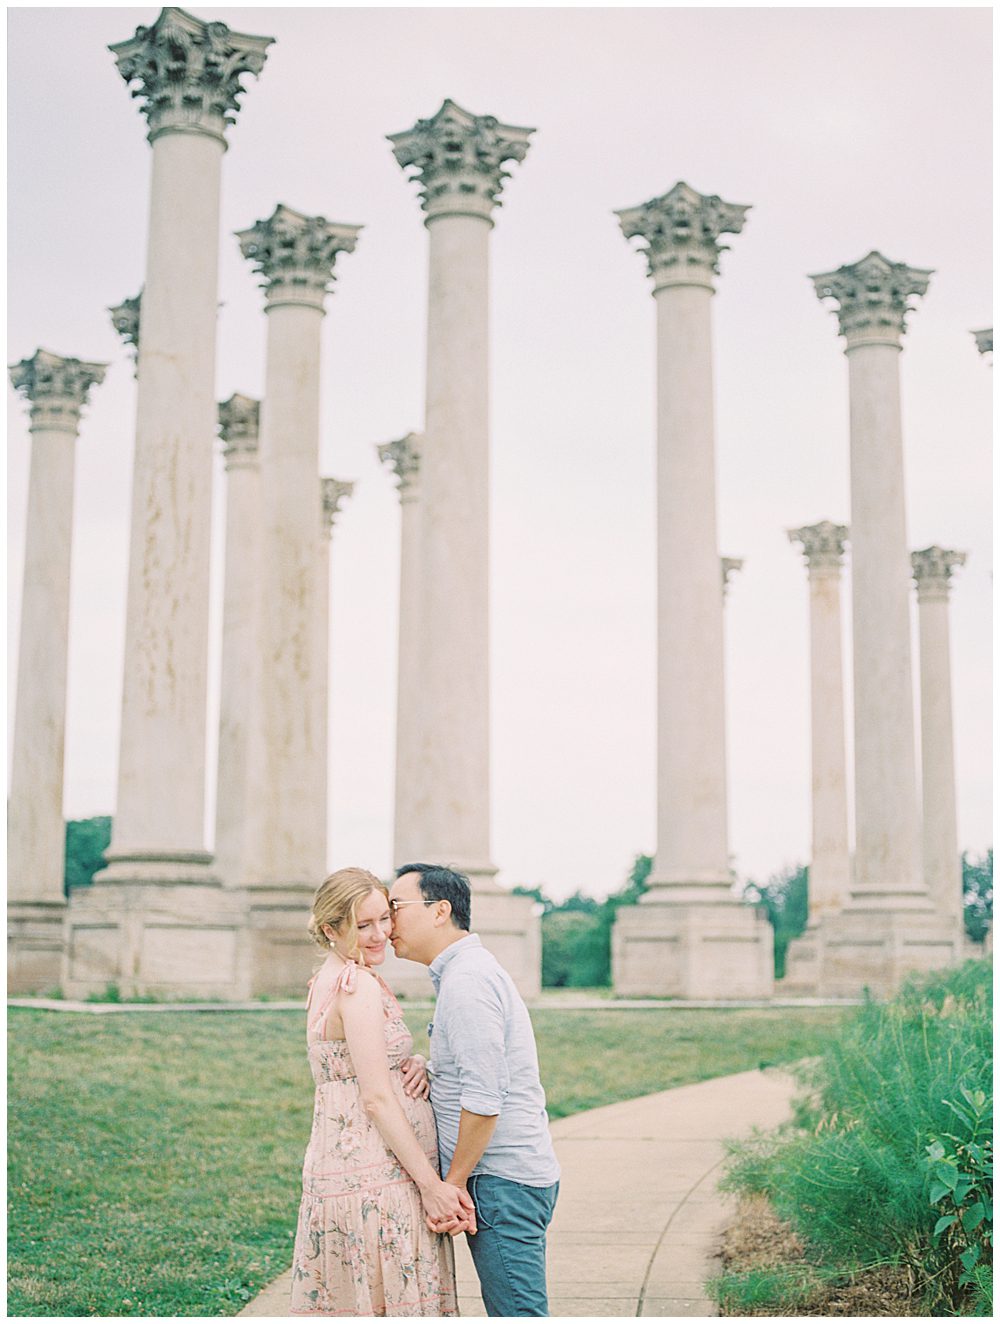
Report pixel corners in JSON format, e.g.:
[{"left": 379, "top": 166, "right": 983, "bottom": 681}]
[{"left": 340, "top": 974, "right": 474, "bottom": 1229}]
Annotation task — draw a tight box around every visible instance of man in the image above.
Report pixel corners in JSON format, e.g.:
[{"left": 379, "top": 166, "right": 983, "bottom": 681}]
[{"left": 389, "top": 863, "right": 560, "bottom": 1318}]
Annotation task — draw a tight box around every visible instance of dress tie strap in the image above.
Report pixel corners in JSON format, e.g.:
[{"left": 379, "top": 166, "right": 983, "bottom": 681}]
[{"left": 307, "top": 959, "right": 361, "bottom": 1037}]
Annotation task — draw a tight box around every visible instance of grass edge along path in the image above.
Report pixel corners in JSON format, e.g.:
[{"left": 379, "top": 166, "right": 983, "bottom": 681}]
[{"left": 8, "top": 1003, "right": 847, "bottom": 1317}]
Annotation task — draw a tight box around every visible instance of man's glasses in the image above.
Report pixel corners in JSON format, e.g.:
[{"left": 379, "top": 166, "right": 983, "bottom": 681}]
[{"left": 388, "top": 898, "right": 438, "bottom": 913}]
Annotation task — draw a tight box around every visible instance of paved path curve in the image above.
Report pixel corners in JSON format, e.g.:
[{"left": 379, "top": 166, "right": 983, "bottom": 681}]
[{"left": 241, "top": 1066, "right": 797, "bottom": 1318}]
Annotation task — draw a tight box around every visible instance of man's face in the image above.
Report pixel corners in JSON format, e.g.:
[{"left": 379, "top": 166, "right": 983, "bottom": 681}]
[{"left": 389, "top": 872, "right": 437, "bottom": 966}]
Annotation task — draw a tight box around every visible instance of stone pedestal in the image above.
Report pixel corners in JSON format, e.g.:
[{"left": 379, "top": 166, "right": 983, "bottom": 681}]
[
  {"left": 8, "top": 349, "right": 107, "bottom": 992},
  {"left": 214, "top": 395, "right": 261, "bottom": 887},
  {"left": 612, "top": 181, "right": 772, "bottom": 998},
  {"left": 389, "top": 99, "right": 540, "bottom": 990},
  {"left": 912, "top": 546, "right": 966, "bottom": 929},
  {"left": 613, "top": 903, "right": 774, "bottom": 999},
  {"left": 237, "top": 205, "right": 360, "bottom": 893},
  {"left": 782, "top": 523, "right": 851, "bottom": 993},
  {"left": 811, "top": 252, "right": 961, "bottom": 993}
]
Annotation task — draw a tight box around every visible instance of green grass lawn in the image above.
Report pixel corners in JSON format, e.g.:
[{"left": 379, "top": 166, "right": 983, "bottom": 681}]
[{"left": 7, "top": 1005, "right": 847, "bottom": 1317}]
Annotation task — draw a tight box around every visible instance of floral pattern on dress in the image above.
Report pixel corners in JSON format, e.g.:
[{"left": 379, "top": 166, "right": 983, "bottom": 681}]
[{"left": 289, "top": 969, "right": 457, "bottom": 1317}]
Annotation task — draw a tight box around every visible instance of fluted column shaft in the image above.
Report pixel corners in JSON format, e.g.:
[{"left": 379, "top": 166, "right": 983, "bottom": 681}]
[
  {"left": 790, "top": 524, "right": 850, "bottom": 918},
  {"left": 106, "top": 9, "right": 272, "bottom": 868},
  {"left": 913, "top": 549, "right": 966, "bottom": 925},
  {"left": 214, "top": 396, "right": 261, "bottom": 885},
  {"left": 654, "top": 282, "right": 730, "bottom": 891},
  {"left": 8, "top": 353, "right": 106, "bottom": 904},
  {"left": 378, "top": 435, "right": 423, "bottom": 865},
  {"left": 419, "top": 213, "right": 493, "bottom": 872}
]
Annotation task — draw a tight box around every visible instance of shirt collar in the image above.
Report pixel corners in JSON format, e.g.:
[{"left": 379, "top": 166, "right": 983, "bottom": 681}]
[{"left": 429, "top": 932, "right": 482, "bottom": 992}]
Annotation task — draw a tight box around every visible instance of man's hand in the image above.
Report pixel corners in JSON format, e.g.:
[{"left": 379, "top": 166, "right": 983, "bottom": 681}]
[
  {"left": 419, "top": 1178, "right": 475, "bottom": 1234},
  {"left": 425, "top": 1183, "right": 477, "bottom": 1237},
  {"left": 399, "top": 1053, "right": 430, "bottom": 1100}
]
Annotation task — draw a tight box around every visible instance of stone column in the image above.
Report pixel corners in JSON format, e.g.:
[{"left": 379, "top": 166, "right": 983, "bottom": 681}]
[
  {"left": 318, "top": 476, "right": 355, "bottom": 833},
  {"left": 611, "top": 181, "right": 772, "bottom": 998},
  {"left": 236, "top": 205, "right": 360, "bottom": 995},
  {"left": 810, "top": 251, "right": 959, "bottom": 994},
  {"left": 377, "top": 433, "right": 423, "bottom": 867},
  {"left": 214, "top": 395, "right": 260, "bottom": 887},
  {"left": 7, "top": 350, "right": 107, "bottom": 992},
  {"left": 103, "top": 8, "right": 271, "bottom": 871},
  {"left": 782, "top": 522, "right": 851, "bottom": 992},
  {"left": 389, "top": 101, "right": 540, "bottom": 994},
  {"left": 65, "top": 9, "right": 272, "bottom": 1001},
  {"left": 911, "top": 546, "right": 966, "bottom": 930},
  {"left": 109, "top": 293, "right": 141, "bottom": 375}
]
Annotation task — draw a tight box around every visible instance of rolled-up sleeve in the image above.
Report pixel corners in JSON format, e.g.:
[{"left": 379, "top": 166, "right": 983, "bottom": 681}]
[{"left": 446, "top": 973, "right": 509, "bottom": 1115}]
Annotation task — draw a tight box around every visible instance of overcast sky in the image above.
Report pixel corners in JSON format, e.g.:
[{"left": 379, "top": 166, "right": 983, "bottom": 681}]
[{"left": 7, "top": 4, "right": 993, "bottom": 902}]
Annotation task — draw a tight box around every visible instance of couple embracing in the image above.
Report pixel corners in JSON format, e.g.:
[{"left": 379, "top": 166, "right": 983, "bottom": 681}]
[{"left": 290, "top": 864, "right": 560, "bottom": 1318}]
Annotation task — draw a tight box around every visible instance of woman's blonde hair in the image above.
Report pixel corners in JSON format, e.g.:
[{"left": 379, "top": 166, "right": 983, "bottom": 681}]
[{"left": 308, "top": 867, "right": 388, "bottom": 963}]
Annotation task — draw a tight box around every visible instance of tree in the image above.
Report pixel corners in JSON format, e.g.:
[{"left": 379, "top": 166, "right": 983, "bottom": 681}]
[
  {"left": 63, "top": 815, "right": 112, "bottom": 894},
  {"left": 742, "top": 863, "right": 808, "bottom": 979},
  {"left": 962, "top": 849, "right": 993, "bottom": 944}
]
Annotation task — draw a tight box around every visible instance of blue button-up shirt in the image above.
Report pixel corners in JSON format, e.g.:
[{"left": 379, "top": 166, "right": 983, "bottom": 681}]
[{"left": 428, "top": 934, "right": 560, "bottom": 1187}]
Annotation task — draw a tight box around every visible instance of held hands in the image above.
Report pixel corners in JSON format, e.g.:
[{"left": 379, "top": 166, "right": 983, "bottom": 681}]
[
  {"left": 421, "top": 1179, "right": 477, "bottom": 1237},
  {"left": 400, "top": 1054, "right": 430, "bottom": 1100}
]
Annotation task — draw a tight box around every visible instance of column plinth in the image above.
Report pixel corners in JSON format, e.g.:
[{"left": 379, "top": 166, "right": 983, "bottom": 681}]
[
  {"left": 388, "top": 100, "right": 539, "bottom": 994},
  {"left": 237, "top": 205, "right": 360, "bottom": 906},
  {"left": 8, "top": 350, "right": 106, "bottom": 992},
  {"left": 911, "top": 546, "right": 966, "bottom": 930},
  {"left": 66, "top": 7, "right": 272, "bottom": 1000},
  {"left": 808, "top": 251, "right": 959, "bottom": 996},
  {"left": 611, "top": 182, "right": 772, "bottom": 998},
  {"left": 781, "top": 522, "right": 851, "bottom": 993}
]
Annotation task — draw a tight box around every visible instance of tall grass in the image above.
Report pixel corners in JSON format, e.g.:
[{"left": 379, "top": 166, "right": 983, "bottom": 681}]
[{"left": 720, "top": 960, "right": 993, "bottom": 1316}]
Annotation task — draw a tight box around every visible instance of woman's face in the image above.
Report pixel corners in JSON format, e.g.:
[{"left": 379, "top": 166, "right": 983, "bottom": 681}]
[{"left": 341, "top": 888, "right": 392, "bottom": 965}]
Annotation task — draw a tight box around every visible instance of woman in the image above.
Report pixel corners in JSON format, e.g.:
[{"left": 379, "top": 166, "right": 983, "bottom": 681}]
[{"left": 290, "top": 867, "right": 471, "bottom": 1317}]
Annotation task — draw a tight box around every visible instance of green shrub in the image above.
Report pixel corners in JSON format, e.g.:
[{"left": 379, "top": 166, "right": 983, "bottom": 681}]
[{"left": 721, "top": 961, "right": 993, "bottom": 1315}]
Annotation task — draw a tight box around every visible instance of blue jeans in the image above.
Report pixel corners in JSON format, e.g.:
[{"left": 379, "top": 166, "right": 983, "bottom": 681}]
[{"left": 465, "top": 1173, "right": 560, "bottom": 1317}]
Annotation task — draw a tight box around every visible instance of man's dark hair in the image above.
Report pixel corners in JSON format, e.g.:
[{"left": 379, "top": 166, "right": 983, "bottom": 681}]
[{"left": 396, "top": 863, "right": 471, "bottom": 932}]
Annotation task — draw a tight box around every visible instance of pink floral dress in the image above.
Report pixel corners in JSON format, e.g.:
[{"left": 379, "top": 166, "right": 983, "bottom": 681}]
[{"left": 290, "top": 961, "right": 457, "bottom": 1317}]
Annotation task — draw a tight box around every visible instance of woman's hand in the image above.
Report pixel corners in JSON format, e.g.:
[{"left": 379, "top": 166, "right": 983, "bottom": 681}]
[
  {"left": 420, "top": 1179, "right": 477, "bottom": 1235},
  {"left": 400, "top": 1053, "right": 430, "bottom": 1100}
]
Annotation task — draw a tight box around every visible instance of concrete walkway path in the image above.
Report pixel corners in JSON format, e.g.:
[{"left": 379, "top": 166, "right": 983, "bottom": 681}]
[{"left": 241, "top": 1066, "right": 797, "bottom": 1318}]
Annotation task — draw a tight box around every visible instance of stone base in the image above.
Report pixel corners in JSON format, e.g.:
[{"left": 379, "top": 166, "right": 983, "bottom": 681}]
[
  {"left": 816, "top": 906, "right": 963, "bottom": 998},
  {"left": 611, "top": 901, "right": 774, "bottom": 999},
  {"left": 8, "top": 900, "right": 67, "bottom": 994},
  {"left": 780, "top": 925, "right": 823, "bottom": 995},
  {"left": 473, "top": 890, "right": 542, "bottom": 999},
  {"left": 243, "top": 884, "right": 321, "bottom": 998},
  {"left": 63, "top": 877, "right": 250, "bottom": 1000}
]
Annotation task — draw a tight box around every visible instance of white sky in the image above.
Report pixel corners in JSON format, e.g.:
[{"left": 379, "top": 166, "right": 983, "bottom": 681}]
[{"left": 7, "top": 4, "right": 993, "bottom": 903}]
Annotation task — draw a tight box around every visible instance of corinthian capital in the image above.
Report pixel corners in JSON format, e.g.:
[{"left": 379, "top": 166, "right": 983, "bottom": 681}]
[
  {"left": 788, "top": 520, "right": 849, "bottom": 573},
  {"left": 972, "top": 327, "right": 992, "bottom": 357},
  {"left": 389, "top": 99, "right": 534, "bottom": 223},
  {"left": 109, "top": 292, "right": 142, "bottom": 373},
  {"left": 616, "top": 181, "right": 750, "bottom": 291},
  {"left": 237, "top": 205, "right": 362, "bottom": 312},
  {"left": 321, "top": 478, "right": 355, "bottom": 537},
  {"left": 377, "top": 432, "right": 422, "bottom": 498},
  {"left": 810, "top": 251, "right": 932, "bottom": 350},
  {"left": 911, "top": 546, "right": 966, "bottom": 601},
  {"left": 110, "top": 6, "right": 273, "bottom": 146},
  {"left": 9, "top": 348, "right": 107, "bottom": 434},
  {"left": 721, "top": 557, "right": 744, "bottom": 597},
  {"left": 218, "top": 393, "right": 260, "bottom": 469}
]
